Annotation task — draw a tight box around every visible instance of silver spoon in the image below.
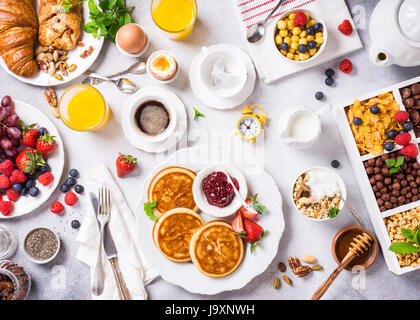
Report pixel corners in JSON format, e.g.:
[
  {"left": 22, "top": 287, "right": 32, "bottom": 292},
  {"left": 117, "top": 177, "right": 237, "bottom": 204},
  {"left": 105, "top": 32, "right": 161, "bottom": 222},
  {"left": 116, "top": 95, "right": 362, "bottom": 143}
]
[
  {"left": 83, "top": 61, "right": 146, "bottom": 86},
  {"left": 107, "top": 61, "right": 146, "bottom": 78},
  {"left": 337, "top": 193, "right": 366, "bottom": 230},
  {"left": 246, "top": 0, "right": 287, "bottom": 44},
  {"left": 86, "top": 73, "right": 138, "bottom": 94}
]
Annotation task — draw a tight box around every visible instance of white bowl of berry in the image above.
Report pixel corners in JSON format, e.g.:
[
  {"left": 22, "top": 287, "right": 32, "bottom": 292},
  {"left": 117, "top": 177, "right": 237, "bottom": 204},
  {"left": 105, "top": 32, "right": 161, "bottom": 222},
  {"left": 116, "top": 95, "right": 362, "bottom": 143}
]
[
  {"left": 273, "top": 10, "right": 328, "bottom": 63},
  {"left": 193, "top": 164, "right": 248, "bottom": 218}
]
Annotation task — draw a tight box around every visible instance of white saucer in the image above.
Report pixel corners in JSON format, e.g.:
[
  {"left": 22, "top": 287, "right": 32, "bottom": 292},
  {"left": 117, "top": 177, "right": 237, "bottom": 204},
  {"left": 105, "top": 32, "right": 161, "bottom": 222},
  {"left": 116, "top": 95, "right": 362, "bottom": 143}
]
[
  {"left": 189, "top": 44, "right": 256, "bottom": 110},
  {"left": 122, "top": 87, "right": 187, "bottom": 153}
]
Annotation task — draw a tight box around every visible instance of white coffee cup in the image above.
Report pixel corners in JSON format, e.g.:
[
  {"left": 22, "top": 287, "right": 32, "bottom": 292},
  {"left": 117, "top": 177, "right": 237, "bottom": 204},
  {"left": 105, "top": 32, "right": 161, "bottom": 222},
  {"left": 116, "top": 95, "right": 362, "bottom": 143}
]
[{"left": 127, "top": 93, "right": 177, "bottom": 143}]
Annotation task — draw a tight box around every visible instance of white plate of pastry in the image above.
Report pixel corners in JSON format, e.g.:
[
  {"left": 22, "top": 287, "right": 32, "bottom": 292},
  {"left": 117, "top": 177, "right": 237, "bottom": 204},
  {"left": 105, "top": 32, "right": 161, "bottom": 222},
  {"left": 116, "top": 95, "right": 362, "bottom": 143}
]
[{"left": 0, "top": 0, "right": 104, "bottom": 87}]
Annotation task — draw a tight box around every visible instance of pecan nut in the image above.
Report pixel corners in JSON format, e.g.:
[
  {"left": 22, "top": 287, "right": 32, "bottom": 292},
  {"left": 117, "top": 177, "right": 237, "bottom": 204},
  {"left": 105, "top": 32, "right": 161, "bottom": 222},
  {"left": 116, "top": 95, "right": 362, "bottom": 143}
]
[
  {"left": 80, "top": 46, "right": 93, "bottom": 58},
  {"left": 43, "top": 88, "right": 57, "bottom": 108},
  {"left": 293, "top": 265, "right": 312, "bottom": 278},
  {"left": 288, "top": 256, "right": 302, "bottom": 270}
]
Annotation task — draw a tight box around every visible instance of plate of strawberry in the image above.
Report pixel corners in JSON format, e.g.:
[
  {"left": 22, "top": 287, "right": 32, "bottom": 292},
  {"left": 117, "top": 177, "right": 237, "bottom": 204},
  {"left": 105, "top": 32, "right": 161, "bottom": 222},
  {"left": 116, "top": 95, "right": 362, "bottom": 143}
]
[{"left": 0, "top": 96, "right": 64, "bottom": 218}]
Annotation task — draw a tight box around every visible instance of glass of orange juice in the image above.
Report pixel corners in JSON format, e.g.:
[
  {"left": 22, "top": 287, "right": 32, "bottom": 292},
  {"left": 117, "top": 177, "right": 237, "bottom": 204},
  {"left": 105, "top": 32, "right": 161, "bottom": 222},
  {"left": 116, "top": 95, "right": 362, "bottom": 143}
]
[
  {"left": 58, "top": 85, "right": 110, "bottom": 131},
  {"left": 151, "top": 0, "right": 197, "bottom": 40}
]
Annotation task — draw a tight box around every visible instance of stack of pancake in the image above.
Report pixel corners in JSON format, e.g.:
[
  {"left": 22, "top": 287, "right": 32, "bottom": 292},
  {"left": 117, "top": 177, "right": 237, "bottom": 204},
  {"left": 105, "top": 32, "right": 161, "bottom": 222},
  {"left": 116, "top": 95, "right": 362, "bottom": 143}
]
[{"left": 149, "top": 166, "right": 244, "bottom": 278}]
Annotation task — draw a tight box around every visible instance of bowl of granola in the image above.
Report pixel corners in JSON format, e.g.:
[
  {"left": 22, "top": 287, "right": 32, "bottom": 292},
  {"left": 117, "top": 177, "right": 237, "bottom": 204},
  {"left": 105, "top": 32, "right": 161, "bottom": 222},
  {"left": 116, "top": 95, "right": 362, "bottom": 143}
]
[{"left": 292, "top": 167, "right": 346, "bottom": 221}]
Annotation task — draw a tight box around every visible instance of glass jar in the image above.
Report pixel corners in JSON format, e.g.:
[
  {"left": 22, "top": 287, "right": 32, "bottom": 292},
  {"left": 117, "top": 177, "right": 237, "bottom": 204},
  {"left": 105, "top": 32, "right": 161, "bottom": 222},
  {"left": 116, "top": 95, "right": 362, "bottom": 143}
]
[
  {"left": 0, "top": 225, "right": 17, "bottom": 260},
  {"left": 0, "top": 261, "right": 31, "bottom": 300}
]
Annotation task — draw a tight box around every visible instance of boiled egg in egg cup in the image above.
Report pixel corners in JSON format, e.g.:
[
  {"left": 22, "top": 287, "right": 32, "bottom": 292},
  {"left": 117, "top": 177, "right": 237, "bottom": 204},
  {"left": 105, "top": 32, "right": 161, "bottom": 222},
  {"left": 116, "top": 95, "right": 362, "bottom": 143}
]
[
  {"left": 116, "top": 23, "right": 149, "bottom": 58},
  {"left": 146, "top": 50, "right": 180, "bottom": 84}
]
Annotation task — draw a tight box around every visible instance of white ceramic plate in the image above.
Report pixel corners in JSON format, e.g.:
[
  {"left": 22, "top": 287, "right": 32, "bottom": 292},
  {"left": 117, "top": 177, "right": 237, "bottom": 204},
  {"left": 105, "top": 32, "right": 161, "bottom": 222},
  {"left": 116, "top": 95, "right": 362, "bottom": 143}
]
[
  {"left": 122, "top": 87, "right": 187, "bottom": 153},
  {"left": 0, "top": 101, "right": 64, "bottom": 219},
  {"left": 193, "top": 164, "right": 248, "bottom": 218},
  {"left": 0, "top": 1, "right": 104, "bottom": 87},
  {"left": 189, "top": 44, "right": 256, "bottom": 110},
  {"left": 136, "top": 144, "right": 285, "bottom": 295}
]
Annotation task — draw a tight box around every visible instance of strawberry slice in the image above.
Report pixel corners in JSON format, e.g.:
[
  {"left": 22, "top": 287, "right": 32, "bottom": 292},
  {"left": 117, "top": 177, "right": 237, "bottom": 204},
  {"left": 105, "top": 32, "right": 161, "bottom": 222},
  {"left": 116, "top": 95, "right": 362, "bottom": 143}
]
[
  {"left": 231, "top": 211, "right": 244, "bottom": 233},
  {"left": 239, "top": 193, "right": 268, "bottom": 219}
]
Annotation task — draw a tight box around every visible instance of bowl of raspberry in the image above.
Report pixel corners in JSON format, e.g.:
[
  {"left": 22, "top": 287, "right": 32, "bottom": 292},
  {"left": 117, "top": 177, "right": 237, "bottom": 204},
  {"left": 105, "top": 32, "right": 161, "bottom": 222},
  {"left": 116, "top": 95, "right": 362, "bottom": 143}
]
[{"left": 193, "top": 164, "right": 248, "bottom": 218}]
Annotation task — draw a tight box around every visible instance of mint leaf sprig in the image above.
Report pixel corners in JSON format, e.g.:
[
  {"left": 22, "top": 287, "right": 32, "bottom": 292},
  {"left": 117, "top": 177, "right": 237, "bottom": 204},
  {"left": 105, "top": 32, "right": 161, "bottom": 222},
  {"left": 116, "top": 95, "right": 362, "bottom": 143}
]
[
  {"left": 144, "top": 201, "right": 158, "bottom": 221},
  {"left": 389, "top": 226, "right": 420, "bottom": 254},
  {"left": 328, "top": 207, "right": 340, "bottom": 219},
  {"left": 385, "top": 156, "right": 404, "bottom": 174},
  {"left": 63, "top": 0, "right": 134, "bottom": 42},
  {"left": 193, "top": 107, "right": 205, "bottom": 121}
]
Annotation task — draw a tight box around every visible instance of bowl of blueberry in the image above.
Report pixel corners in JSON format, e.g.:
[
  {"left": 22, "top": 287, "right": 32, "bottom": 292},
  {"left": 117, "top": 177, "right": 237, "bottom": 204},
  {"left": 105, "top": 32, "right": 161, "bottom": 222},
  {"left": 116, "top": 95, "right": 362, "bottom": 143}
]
[
  {"left": 273, "top": 10, "right": 328, "bottom": 63},
  {"left": 192, "top": 164, "right": 248, "bottom": 218}
]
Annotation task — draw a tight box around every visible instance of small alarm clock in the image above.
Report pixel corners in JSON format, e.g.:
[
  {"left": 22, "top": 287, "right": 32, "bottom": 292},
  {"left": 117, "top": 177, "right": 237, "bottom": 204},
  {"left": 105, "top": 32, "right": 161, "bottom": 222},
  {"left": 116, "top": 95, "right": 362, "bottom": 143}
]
[{"left": 235, "top": 105, "right": 267, "bottom": 143}]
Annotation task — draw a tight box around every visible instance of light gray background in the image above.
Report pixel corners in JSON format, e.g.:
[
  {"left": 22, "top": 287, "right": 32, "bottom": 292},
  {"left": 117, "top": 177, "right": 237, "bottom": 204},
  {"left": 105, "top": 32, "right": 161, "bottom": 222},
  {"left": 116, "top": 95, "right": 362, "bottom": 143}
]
[{"left": 1, "top": 0, "right": 419, "bottom": 300}]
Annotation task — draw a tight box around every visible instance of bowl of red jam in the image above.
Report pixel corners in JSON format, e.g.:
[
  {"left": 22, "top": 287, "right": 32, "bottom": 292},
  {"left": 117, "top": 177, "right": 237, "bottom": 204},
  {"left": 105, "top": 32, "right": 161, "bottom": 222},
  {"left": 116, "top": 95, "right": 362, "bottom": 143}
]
[{"left": 193, "top": 164, "right": 248, "bottom": 217}]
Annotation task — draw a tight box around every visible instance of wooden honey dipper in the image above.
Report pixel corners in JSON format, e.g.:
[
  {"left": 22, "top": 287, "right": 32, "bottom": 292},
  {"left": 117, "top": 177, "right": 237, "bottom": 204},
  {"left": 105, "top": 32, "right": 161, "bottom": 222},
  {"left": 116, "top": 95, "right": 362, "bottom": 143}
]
[{"left": 311, "top": 232, "right": 373, "bottom": 300}]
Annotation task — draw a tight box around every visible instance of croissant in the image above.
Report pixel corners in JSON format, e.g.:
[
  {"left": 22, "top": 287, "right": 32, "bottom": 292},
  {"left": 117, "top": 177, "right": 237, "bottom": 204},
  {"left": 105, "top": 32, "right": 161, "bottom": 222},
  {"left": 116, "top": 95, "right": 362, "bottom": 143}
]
[
  {"left": 0, "top": 0, "right": 38, "bottom": 78},
  {"left": 39, "top": 0, "right": 81, "bottom": 51}
]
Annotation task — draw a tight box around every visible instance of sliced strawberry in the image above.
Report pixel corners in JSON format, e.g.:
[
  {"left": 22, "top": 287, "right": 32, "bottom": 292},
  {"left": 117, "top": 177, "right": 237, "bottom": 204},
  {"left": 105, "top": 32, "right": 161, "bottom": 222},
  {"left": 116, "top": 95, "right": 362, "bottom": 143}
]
[
  {"left": 239, "top": 199, "right": 258, "bottom": 219},
  {"left": 232, "top": 211, "right": 244, "bottom": 233}
]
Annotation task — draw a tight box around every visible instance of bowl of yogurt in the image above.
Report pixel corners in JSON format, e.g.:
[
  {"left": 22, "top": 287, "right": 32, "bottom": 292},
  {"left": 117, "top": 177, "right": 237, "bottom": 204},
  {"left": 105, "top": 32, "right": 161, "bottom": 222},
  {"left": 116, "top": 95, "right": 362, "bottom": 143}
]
[{"left": 291, "top": 167, "right": 346, "bottom": 221}]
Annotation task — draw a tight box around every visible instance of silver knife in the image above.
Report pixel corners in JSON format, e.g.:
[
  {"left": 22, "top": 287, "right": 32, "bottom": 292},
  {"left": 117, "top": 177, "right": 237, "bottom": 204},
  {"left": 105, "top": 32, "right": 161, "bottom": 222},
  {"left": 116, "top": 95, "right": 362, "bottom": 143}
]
[
  {"left": 90, "top": 192, "right": 104, "bottom": 296},
  {"left": 101, "top": 204, "right": 131, "bottom": 300}
]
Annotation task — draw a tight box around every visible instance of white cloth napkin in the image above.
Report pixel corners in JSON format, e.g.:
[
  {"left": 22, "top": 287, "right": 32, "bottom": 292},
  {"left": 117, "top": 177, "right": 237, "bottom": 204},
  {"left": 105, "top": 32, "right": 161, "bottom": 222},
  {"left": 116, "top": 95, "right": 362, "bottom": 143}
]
[
  {"left": 76, "top": 165, "right": 159, "bottom": 300},
  {"left": 232, "top": 0, "right": 363, "bottom": 84}
]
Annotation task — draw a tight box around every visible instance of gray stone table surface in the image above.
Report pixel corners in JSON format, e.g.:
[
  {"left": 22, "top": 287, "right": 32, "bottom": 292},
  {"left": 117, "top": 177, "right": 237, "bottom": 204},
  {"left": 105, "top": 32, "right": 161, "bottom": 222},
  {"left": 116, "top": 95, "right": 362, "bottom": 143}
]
[{"left": 1, "top": 0, "right": 419, "bottom": 300}]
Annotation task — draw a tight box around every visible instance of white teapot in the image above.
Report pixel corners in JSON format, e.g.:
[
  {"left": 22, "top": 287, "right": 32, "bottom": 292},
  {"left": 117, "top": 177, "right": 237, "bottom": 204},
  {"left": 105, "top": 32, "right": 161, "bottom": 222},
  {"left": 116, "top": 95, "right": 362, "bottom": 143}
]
[{"left": 369, "top": 0, "right": 420, "bottom": 67}]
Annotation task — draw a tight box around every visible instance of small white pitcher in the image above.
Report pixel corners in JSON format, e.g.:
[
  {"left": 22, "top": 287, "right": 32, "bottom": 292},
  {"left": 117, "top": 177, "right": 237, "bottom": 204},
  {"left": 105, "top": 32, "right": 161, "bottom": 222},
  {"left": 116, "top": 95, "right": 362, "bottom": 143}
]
[{"left": 278, "top": 104, "right": 331, "bottom": 149}]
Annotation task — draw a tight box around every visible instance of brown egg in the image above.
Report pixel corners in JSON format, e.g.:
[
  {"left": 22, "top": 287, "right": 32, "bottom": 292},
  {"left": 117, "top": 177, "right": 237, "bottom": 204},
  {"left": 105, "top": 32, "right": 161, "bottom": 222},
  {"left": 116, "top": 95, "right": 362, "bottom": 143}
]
[{"left": 117, "top": 24, "right": 147, "bottom": 54}]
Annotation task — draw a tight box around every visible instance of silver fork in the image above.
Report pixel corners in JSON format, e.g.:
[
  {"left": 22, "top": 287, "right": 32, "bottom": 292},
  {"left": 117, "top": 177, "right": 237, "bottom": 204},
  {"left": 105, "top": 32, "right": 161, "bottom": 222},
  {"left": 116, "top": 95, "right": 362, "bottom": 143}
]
[{"left": 92, "top": 187, "right": 110, "bottom": 296}]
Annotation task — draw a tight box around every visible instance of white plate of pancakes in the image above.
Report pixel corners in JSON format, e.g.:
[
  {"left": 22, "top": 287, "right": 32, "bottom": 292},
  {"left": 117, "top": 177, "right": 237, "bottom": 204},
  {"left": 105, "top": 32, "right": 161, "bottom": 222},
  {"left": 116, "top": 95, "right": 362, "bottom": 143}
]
[
  {"left": 0, "top": 1, "right": 104, "bottom": 87},
  {"left": 136, "top": 144, "right": 285, "bottom": 295}
]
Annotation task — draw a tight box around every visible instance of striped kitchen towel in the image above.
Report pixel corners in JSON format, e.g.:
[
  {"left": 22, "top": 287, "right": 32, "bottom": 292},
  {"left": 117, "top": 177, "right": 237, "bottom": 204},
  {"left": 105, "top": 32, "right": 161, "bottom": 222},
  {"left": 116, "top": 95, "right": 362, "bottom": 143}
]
[
  {"left": 236, "top": 0, "right": 316, "bottom": 29},
  {"left": 232, "top": 0, "right": 363, "bottom": 84}
]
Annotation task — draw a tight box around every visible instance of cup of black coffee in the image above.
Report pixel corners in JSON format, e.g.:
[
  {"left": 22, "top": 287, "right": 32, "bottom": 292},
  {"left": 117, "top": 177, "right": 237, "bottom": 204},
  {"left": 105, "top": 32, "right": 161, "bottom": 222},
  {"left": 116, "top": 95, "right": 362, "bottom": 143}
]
[{"left": 132, "top": 99, "right": 177, "bottom": 142}]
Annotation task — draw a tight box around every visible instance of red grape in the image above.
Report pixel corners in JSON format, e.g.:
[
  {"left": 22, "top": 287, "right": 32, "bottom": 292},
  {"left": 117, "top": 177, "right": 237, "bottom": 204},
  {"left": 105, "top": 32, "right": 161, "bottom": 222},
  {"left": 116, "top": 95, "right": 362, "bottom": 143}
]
[
  {"left": 6, "top": 114, "right": 19, "bottom": 127},
  {"left": 3, "top": 106, "right": 13, "bottom": 117},
  {"left": 0, "top": 127, "right": 6, "bottom": 139},
  {"left": 1, "top": 96, "right": 12, "bottom": 107},
  {"left": 4, "top": 147, "right": 18, "bottom": 159},
  {"left": 0, "top": 137, "right": 13, "bottom": 150},
  {"left": 7, "top": 127, "right": 21, "bottom": 140}
]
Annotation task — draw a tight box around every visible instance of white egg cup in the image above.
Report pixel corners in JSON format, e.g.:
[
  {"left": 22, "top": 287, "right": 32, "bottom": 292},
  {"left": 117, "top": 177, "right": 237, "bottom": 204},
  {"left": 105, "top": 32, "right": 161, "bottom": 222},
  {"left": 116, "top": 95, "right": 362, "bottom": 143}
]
[
  {"left": 116, "top": 23, "right": 149, "bottom": 58},
  {"left": 146, "top": 50, "right": 180, "bottom": 84}
]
